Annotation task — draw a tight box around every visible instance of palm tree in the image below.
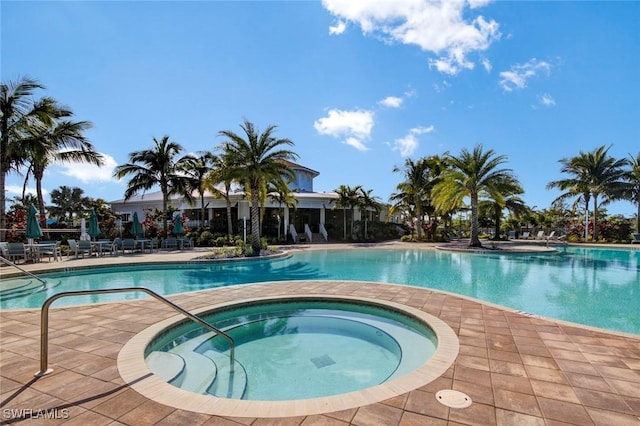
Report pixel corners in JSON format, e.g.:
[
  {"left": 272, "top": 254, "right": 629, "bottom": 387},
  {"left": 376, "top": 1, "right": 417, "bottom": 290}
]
[
  {"left": 218, "top": 120, "right": 298, "bottom": 255},
  {"left": 183, "top": 151, "right": 216, "bottom": 230},
  {"left": 206, "top": 152, "right": 238, "bottom": 237},
  {"left": 433, "top": 145, "right": 515, "bottom": 248},
  {"left": 391, "top": 158, "right": 429, "bottom": 239},
  {"left": 548, "top": 145, "right": 628, "bottom": 240},
  {"left": 357, "top": 187, "right": 382, "bottom": 239},
  {"left": 0, "top": 77, "right": 51, "bottom": 240},
  {"left": 482, "top": 175, "right": 527, "bottom": 239},
  {"left": 21, "top": 98, "right": 102, "bottom": 225},
  {"left": 334, "top": 184, "right": 361, "bottom": 240},
  {"left": 267, "top": 180, "right": 297, "bottom": 241},
  {"left": 622, "top": 152, "right": 640, "bottom": 232},
  {"left": 113, "top": 135, "right": 194, "bottom": 237},
  {"left": 48, "top": 186, "right": 90, "bottom": 221}
]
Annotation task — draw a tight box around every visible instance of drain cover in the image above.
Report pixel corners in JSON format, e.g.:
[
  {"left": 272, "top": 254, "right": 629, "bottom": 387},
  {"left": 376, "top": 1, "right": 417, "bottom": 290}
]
[
  {"left": 435, "top": 390, "right": 472, "bottom": 408},
  {"left": 310, "top": 354, "right": 336, "bottom": 368}
]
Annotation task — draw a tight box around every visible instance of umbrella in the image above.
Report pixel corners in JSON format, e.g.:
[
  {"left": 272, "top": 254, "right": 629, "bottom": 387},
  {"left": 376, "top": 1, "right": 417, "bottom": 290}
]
[
  {"left": 88, "top": 208, "right": 101, "bottom": 240},
  {"left": 26, "top": 204, "right": 43, "bottom": 244},
  {"left": 173, "top": 213, "right": 184, "bottom": 236},
  {"left": 131, "top": 212, "right": 144, "bottom": 238}
]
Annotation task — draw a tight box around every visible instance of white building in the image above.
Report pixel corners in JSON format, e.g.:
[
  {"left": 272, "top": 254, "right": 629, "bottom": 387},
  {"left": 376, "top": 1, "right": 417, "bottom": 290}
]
[{"left": 109, "top": 161, "right": 384, "bottom": 242}]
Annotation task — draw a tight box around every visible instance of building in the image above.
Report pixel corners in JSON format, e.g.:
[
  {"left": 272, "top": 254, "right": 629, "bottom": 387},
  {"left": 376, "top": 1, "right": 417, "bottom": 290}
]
[{"left": 109, "top": 162, "right": 384, "bottom": 242}]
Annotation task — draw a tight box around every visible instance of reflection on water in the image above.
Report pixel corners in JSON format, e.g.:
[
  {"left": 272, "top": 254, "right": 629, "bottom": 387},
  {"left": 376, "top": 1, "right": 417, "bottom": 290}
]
[{"left": 1, "top": 247, "right": 638, "bottom": 335}]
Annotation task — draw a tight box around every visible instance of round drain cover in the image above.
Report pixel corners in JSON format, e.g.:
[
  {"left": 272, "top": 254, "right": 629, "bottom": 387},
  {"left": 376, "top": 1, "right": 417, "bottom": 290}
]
[{"left": 435, "top": 389, "right": 472, "bottom": 408}]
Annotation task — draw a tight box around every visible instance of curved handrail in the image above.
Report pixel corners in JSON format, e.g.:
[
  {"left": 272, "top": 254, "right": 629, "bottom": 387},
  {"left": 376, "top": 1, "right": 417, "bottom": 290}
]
[
  {"left": 35, "top": 287, "right": 235, "bottom": 376},
  {"left": 0, "top": 255, "right": 46, "bottom": 285}
]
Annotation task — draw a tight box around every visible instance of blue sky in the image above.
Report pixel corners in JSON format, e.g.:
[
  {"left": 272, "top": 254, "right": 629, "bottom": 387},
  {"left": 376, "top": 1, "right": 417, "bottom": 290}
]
[{"left": 3, "top": 1, "right": 639, "bottom": 216}]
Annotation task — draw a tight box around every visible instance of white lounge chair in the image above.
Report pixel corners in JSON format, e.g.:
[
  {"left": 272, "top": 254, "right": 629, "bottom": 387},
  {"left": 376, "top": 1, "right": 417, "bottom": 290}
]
[
  {"left": 521, "top": 231, "right": 530, "bottom": 239},
  {"left": 631, "top": 233, "right": 640, "bottom": 244}
]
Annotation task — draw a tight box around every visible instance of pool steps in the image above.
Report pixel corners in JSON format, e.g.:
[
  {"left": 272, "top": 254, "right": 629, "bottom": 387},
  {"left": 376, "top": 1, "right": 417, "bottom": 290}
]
[{"left": 0, "top": 279, "right": 62, "bottom": 302}]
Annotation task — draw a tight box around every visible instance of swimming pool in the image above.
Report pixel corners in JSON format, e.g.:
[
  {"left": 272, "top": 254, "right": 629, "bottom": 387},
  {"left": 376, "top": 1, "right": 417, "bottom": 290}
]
[{"left": 1, "top": 246, "right": 638, "bottom": 335}]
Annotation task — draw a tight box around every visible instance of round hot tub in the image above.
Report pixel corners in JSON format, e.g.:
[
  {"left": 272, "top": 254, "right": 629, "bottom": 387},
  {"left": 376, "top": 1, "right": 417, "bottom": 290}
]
[{"left": 118, "top": 294, "right": 459, "bottom": 417}]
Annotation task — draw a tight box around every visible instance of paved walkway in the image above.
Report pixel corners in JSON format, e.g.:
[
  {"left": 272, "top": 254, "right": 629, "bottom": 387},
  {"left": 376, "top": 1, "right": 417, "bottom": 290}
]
[{"left": 1, "top": 242, "right": 639, "bottom": 425}]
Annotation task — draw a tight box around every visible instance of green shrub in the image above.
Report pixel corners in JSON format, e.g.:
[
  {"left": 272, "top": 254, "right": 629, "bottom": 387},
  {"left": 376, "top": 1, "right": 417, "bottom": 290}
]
[{"left": 198, "top": 231, "right": 215, "bottom": 247}]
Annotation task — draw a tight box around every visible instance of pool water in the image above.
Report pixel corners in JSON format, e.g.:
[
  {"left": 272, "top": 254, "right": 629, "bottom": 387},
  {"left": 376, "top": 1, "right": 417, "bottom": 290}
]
[
  {"left": 145, "top": 300, "right": 437, "bottom": 400},
  {"left": 1, "top": 247, "right": 639, "bottom": 335}
]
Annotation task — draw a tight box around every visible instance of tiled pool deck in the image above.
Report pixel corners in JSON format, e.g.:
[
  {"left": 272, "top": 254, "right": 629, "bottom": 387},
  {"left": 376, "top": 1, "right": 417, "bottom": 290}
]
[{"left": 1, "top": 243, "right": 639, "bottom": 425}]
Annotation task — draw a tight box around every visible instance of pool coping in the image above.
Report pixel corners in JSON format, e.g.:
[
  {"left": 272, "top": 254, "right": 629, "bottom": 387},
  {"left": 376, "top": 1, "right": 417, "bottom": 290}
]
[{"left": 117, "top": 293, "right": 460, "bottom": 417}]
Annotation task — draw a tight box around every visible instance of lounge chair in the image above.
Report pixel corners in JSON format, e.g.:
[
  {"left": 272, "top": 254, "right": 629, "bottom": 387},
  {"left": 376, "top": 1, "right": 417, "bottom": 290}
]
[
  {"left": 521, "top": 231, "right": 530, "bottom": 239},
  {"left": 631, "top": 233, "right": 640, "bottom": 244},
  {"left": 534, "top": 231, "right": 545, "bottom": 240},
  {"left": 6, "top": 242, "right": 28, "bottom": 263}
]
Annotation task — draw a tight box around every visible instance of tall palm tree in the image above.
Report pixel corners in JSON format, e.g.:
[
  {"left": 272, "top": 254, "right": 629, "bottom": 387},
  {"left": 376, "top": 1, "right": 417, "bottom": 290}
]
[
  {"left": 0, "top": 77, "right": 52, "bottom": 240},
  {"left": 218, "top": 120, "right": 298, "bottom": 255},
  {"left": 433, "top": 145, "right": 515, "bottom": 247},
  {"left": 548, "top": 145, "right": 628, "bottom": 240},
  {"left": 390, "top": 158, "right": 430, "bottom": 239},
  {"left": 206, "top": 152, "right": 238, "bottom": 237},
  {"left": 113, "top": 135, "right": 194, "bottom": 237},
  {"left": 622, "top": 152, "right": 640, "bottom": 232},
  {"left": 183, "top": 151, "right": 216, "bottom": 230},
  {"left": 22, "top": 98, "right": 102, "bottom": 225},
  {"left": 358, "top": 187, "right": 382, "bottom": 239},
  {"left": 334, "top": 184, "right": 361, "bottom": 240},
  {"left": 481, "top": 175, "right": 527, "bottom": 239}
]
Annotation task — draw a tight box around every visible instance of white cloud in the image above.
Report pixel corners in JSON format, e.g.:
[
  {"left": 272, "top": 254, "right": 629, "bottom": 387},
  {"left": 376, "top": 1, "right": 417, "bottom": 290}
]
[
  {"left": 539, "top": 93, "right": 556, "bottom": 107},
  {"left": 390, "top": 125, "right": 435, "bottom": 157},
  {"left": 314, "top": 108, "right": 374, "bottom": 151},
  {"left": 344, "top": 137, "right": 368, "bottom": 151},
  {"left": 481, "top": 57, "right": 492, "bottom": 72},
  {"left": 499, "top": 59, "right": 552, "bottom": 92},
  {"left": 5, "top": 185, "right": 38, "bottom": 197},
  {"left": 58, "top": 153, "right": 119, "bottom": 183},
  {"left": 329, "top": 20, "right": 346, "bottom": 35},
  {"left": 322, "top": 0, "right": 501, "bottom": 75},
  {"left": 379, "top": 96, "right": 403, "bottom": 108}
]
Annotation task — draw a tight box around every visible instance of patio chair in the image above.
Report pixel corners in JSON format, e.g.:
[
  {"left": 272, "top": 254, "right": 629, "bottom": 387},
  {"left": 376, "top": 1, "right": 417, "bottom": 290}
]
[
  {"left": 163, "top": 237, "right": 178, "bottom": 250},
  {"left": 631, "top": 233, "right": 640, "bottom": 244},
  {"left": 68, "top": 239, "right": 92, "bottom": 259},
  {"left": 121, "top": 238, "right": 137, "bottom": 253},
  {"left": 534, "top": 231, "right": 545, "bottom": 240},
  {"left": 521, "top": 231, "right": 530, "bottom": 239},
  {"left": 6, "top": 242, "right": 28, "bottom": 263},
  {"left": 38, "top": 241, "right": 61, "bottom": 262}
]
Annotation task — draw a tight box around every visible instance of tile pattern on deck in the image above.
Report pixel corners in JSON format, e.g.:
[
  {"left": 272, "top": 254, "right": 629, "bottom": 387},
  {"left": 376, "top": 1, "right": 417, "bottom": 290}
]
[{"left": 1, "top": 279, "right": 639, "bottom": 425}]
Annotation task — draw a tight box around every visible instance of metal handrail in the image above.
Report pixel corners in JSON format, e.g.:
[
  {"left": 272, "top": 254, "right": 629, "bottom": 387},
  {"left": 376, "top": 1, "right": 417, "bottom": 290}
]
[
  {"left": 0, "top": 255, "right": 47, "bottom": 285},
  {"left": 35, "top": 287, "right": 235, "bottom": 376}
]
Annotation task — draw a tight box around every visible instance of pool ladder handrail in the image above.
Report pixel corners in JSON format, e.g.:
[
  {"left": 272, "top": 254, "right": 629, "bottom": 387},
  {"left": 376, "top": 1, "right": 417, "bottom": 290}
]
[
  {"left": 0, "top": 255, "right": 47, "bottom": 285},
  {"left": 35, "top": 287, "right": 235, "bottom": 377}
]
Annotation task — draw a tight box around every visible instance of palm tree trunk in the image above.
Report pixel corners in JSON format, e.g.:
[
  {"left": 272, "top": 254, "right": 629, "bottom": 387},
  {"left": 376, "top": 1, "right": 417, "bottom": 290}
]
[
  {"left": 250, "top": 187, "right": 261, "bottom": 255},
  {"left": 593, "top": 197, "right": 599, "bottom": 241},
  {"left": 0, "top": 170, "right": 7, "bottom": 241},
  {"left": 200, "top": 194, "right": 206, "bottom": 231},
  {"left": 469, "top": 193, "right": 482, "bottom": 247},
  {"left": 343, "top": 208, "right": 347, "bottom": 240},
  {"left": 225, "top": 196, "right": 233, "bottom": 237},
  {"left": 34, "top": 166, "right": 47, "bottom": 228},
  {"left": 162, "top": 193, "right": 169, "bottom": 237}
]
